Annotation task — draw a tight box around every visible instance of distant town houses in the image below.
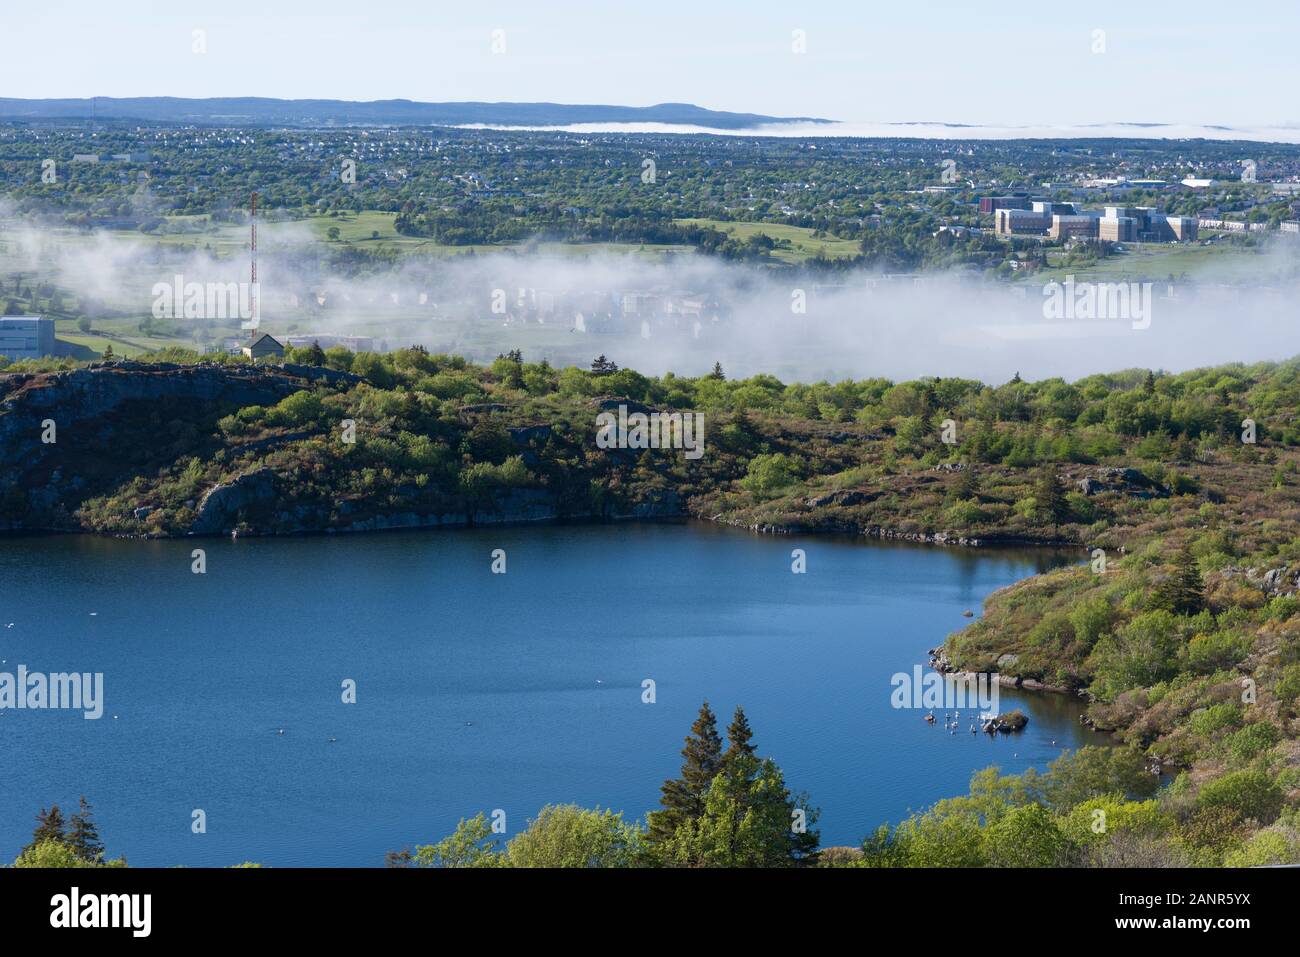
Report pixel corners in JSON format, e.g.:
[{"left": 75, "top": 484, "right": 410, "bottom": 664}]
[
  {"left": 284, "top": 334, "right": 375, "bottom": 352},
  {"left": 69, "top": 152, "right": 151, "bottom": 164},
  {"left": 490, "top": 286, "right": 723, "bottom": 337},
  {"left": 215, "top": 333, "right": 377, "bottom": 358}
]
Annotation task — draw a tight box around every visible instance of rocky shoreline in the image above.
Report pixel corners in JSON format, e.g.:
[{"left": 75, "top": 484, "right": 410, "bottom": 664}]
[
  {"left": 703, "top": 511, "right": 1080, "bottom": 550},
  {"left": 927, "top": 644, "right": 1114, "bottom": 737}
]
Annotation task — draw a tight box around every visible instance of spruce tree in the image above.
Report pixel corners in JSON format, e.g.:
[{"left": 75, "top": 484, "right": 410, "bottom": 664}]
[
  {"left": 951, "top": 467, "right": 978, "bottom": 502},
  {"left": 724, "top": 706, "right": 756, "bottom": 765},
  {"left": 27, "top": 805, "right": 66, "bottom": 852},
  {"left": 67, "top": 796, "right": 105, "bottom": 863},
  {"left": 710, "top": 362, "right": 726, "bottom": 380},
  {"left": 648, "top": 701, "right": 723, "bottom": 844},
  {"left": 1034, "top": 468, "right": 1070, "bottom": 529},
  {"left": 1153, "top": 544, "right": 1205, "bottom": 615}
]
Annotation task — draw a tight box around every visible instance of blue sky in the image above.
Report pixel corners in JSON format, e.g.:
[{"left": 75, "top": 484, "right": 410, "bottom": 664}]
[{"left": 3, "top": 0, "right": 1296, "bottom": 128}]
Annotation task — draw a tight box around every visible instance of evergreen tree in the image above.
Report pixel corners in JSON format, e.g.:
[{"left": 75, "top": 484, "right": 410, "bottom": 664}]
[
  {"left": 951, "top": 466, "right": 979, "bottom": 502},
  {"left": 27, "top": 805, "right": 66, "bottom": 853},
  {"left": 590, "top": 354, "right": 618, "bottom": 375},
  {"left": 306, "top": 340, "right": 327, "bottom": 366},
  {"left": 1034, "top": 468, "right": 1070, "bottom": 529},
  {"left": 1152, "top": 544, "right": 1205, "bottom": 615},
  {"left": 67, "top": 796, "right": 105, "bottom": 864},
  {"left": 724, "top": 705, "right": 755, "bottom": 765},
  {"left": 919, "top": 381, "right": 937, "bottom": 418},
  {"left": 709, "top": 361, "right": 726, "bottom": 380},
  {"left": 648, "top": 701, "right": 723, "bottom": 843}
]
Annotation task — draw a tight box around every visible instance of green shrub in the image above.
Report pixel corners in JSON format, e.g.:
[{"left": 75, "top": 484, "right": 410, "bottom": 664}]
[
  {"left": 1189, "top": 702, "right": 1242, "bottom": 737},
  {"left": 740, "top": 453, "right": 797, "bottom": 496},
  {"left": 1225, "top": 722, "right": 1279, "bottom": 762},
  {"left": 1196, "top": 770, "right": 1284, "bottom": 824}
]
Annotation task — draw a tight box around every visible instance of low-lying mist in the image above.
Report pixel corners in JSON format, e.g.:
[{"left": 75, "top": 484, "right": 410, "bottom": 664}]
[{"left": 5, "top": 210, "right": 1300, "bottom": 385}]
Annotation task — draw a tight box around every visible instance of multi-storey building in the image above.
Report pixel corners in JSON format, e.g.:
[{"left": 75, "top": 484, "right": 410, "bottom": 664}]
[{"left": 0, "top": 316, "right": 56, "bottom": 361}]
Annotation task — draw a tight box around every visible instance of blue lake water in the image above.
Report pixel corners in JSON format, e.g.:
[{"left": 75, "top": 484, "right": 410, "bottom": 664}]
[{"left": 0, "top": 523, "right": 1094, "bottom": 866}]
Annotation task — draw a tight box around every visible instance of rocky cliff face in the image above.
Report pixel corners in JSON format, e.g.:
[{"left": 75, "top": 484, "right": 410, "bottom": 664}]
[
  {"left": 0, "top": 361, "right": 358, "bottom": 532},
  {"left": 1, "top": 361, "right": 341, "bottom": 437},
  {"left": 190, "top": 468, "right": 280, "bottom": 535},
  {"left": 0, "top": 361, "right": 688, "bottom": 538}
]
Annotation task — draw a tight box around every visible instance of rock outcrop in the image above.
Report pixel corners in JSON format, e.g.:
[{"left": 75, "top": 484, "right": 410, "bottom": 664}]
[
  {"left": 1077, "top": 466, "right": 1168, "bottom": 499},
  {"left": 0, "top": 362, "right": 360, "bottom": 532},
  {"left": 191, "top": 468, "right": 279, "bottom": 535}
]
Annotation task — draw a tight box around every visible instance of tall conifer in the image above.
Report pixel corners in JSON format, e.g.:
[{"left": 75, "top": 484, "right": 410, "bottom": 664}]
[
  {"left": 648, "top": 701, "right": 723, "bottom": 843},
  {"left": 68, "top": 796, "right": 105, "bottom": 863},
  {"left": 724, "top": 706, "right": 756, "bottom": 765}
]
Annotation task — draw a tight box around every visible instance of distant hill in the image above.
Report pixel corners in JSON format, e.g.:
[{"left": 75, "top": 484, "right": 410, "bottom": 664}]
[{"left": 0, "top": 98, "right": 831, "bottom": 130}]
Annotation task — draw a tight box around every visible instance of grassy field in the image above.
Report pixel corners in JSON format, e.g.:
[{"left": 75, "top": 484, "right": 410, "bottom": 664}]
[
  {"left": 1032, "top": 237, "right": 1296, "bottom": 283},
  {"left": 675, "top": 218, "right": 862, "bottom": 264},
  {"left": 55, "top": 332, "right": 149, "bottom": 358}
]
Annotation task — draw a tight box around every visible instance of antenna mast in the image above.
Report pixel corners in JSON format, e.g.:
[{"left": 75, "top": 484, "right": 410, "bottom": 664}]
[{"left": 248, "top": 191, "right": 258, "bottom": 336}]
